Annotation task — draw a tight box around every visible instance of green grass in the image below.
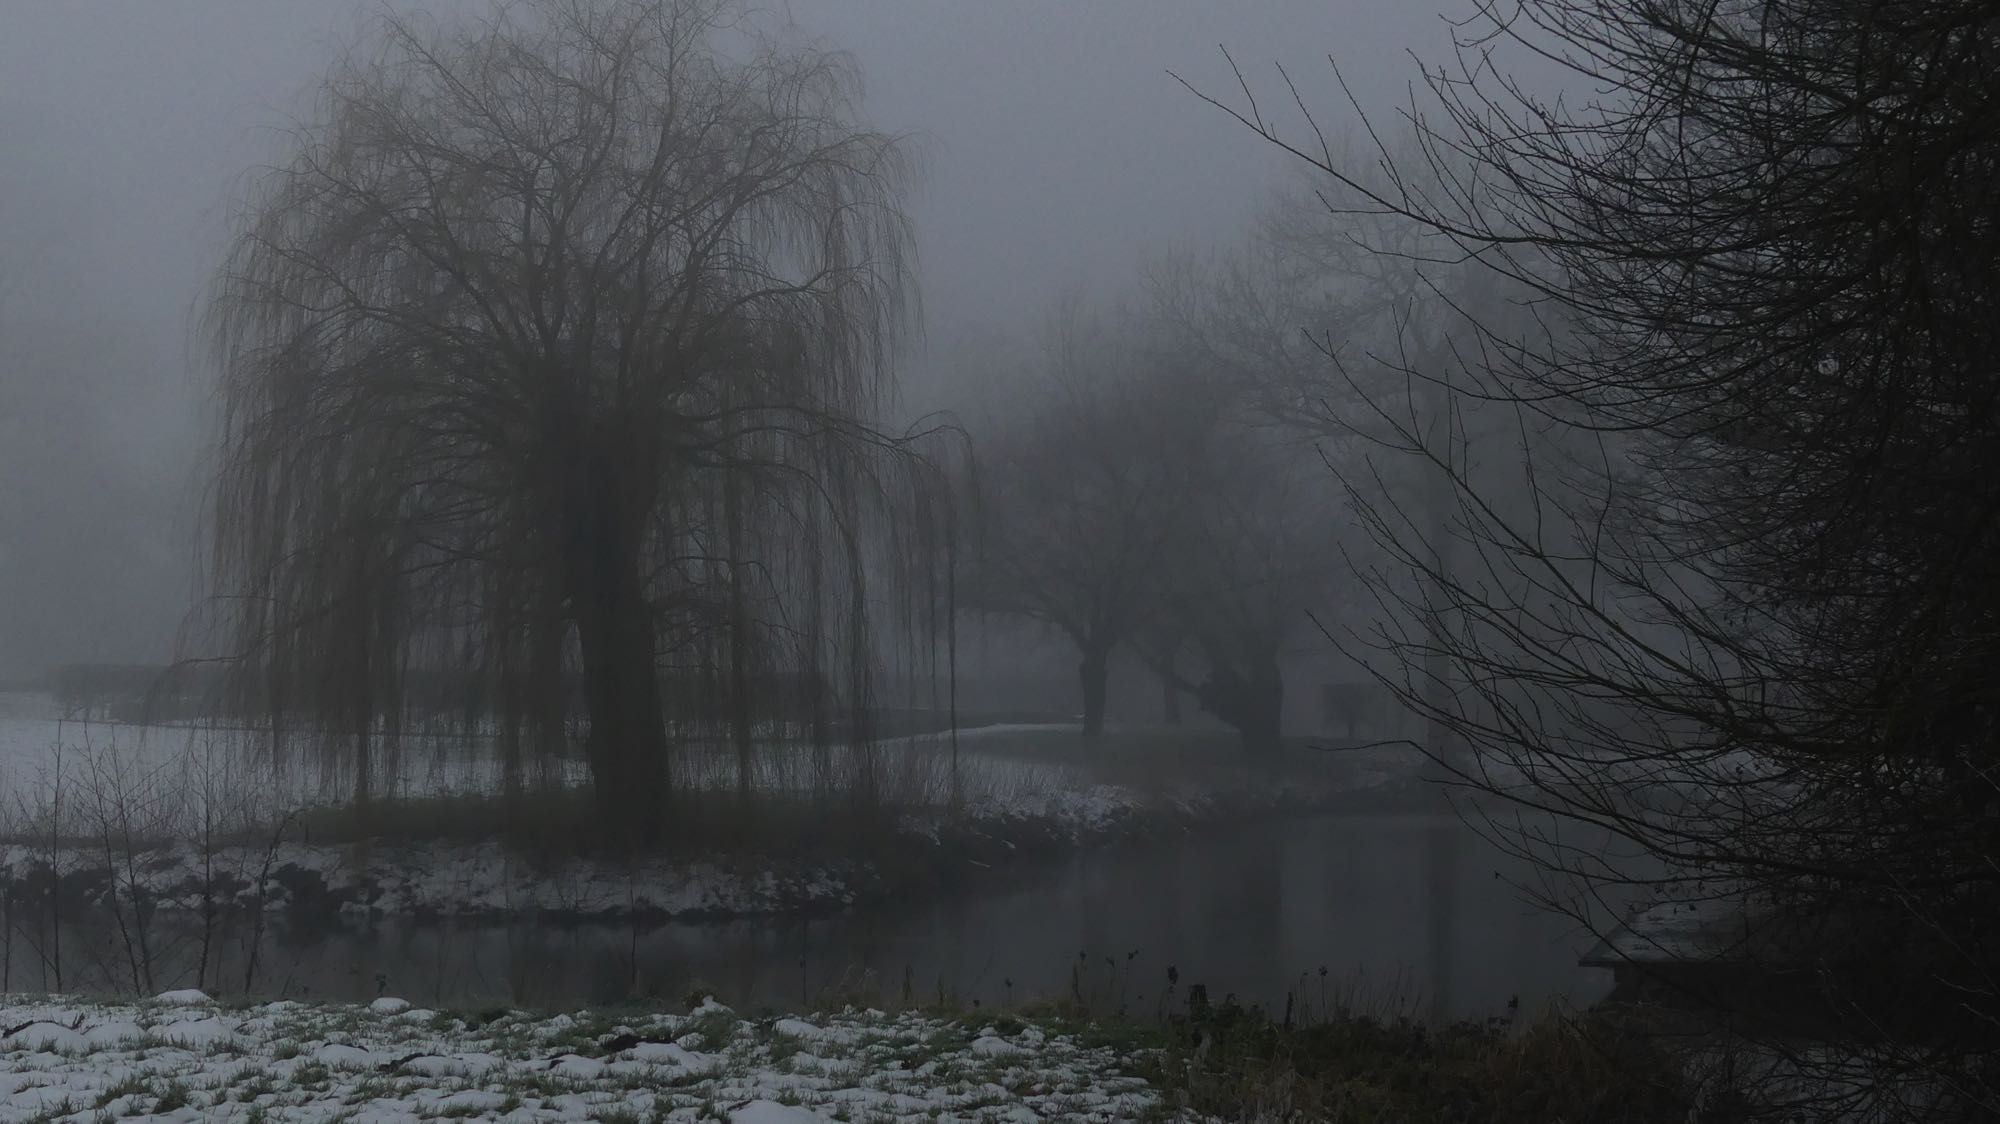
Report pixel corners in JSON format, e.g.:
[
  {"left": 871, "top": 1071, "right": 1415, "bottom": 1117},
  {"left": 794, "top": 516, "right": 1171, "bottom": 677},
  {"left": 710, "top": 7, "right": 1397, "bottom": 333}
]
[
  {"left": 153, "top": 1080, "right": 190, "bottom": 1114},
  {"left": 684, "top": 1005, "right": 741, "bottom": 1047},
  {"left": 235, "top": 1070, "right": 278, "bottom": 1103},
  {"left": 21, "top": 1097, "right": 77, "bottom": 1124},
  {"left": 292, "top": 1061, "right": 330, "bottom": 1089},
  {"left": 91, "top": 1073, "right": 151, "bottom": 1108}
]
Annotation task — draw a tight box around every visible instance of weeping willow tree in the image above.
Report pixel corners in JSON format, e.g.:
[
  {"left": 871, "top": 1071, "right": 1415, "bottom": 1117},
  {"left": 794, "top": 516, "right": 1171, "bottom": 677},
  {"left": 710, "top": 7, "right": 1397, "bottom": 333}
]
[{"left": 199, "top": 0, "right": 953, "bottom": 842}]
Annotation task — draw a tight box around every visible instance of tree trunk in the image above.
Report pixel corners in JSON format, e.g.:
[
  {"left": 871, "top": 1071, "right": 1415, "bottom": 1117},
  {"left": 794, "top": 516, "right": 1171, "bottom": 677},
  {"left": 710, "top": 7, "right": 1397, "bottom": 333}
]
[
  {"left": 1194, "top": 656, "right": 1284, "bottom": 752},
  {"left": 724, "top": 468, "right": 755, "bottom": 809},
  {"left": 265, "top": 665, "right": 288, "bottom": 783},
  {"left": 528, "top": 589, "right": 566, "bottom": 790},
  {"left": 496, "top": 623, "right": 524, "bottom": 820},
  {"left": 1078, "top": 645, "right": 1110, "bottom": 737},
  {"left": 573, "top": 585, "right": 668, "bottom": 842},
  {"left": 567, "top": 505, "right": 669, "bottom": 846},
  {"left": 342, "top": 546, "right": 375, "bottom": 816}
]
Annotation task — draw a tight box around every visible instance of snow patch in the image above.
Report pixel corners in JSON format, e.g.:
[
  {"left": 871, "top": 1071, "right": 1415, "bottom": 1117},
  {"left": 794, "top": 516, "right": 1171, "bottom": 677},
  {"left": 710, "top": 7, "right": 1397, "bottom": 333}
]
[
  {"left": 83, "top": 1021, "right": 144, "bottom": 1047},
  {"left": 971, "top": 1034, "right": 1028, "bottom": 1058},
  {"left": 398, "top": 1051, "right": 502, "bottom": 1077},
  {"left": 548, "top": 1053, "right": 606, "bottom": 1079},
  {"left": 628, "top": 1040, "right": 706, "bottom": 1068},
  {"left": 433, "top": 1088, "right": 512, "bottom": 1112},
  {"left": 152, "top": 988, "right": 212, "bottom": 1006},
  {"left": 155, "top": 1017, "right": 235, "bottom": 1048},
  {"left": 733, "top": 1100, "right": 828, "bottom": 1124},
  {"left": 2, "top": 1023, "right": 84, "bottom": 1052},
  {"left": 314, "top": 1042, "right": 380, "bottom": 1068}
]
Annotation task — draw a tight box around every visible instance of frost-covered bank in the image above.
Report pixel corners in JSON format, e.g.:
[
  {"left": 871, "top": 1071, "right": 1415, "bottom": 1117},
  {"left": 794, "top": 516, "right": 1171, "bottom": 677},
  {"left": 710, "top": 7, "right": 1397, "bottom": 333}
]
[
  {"left": 0, "top": 992, "right": 1169, "bottom": 1123},
  {"left": 0, "top": 745, "right": 1391, "bottom": 922},
  {"left": 0, "top": 838, "right": 866, "bottom": 920}
]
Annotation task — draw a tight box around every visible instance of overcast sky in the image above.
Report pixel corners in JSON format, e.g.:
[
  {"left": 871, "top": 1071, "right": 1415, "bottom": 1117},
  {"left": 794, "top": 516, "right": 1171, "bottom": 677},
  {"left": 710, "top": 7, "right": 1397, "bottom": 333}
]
[{"left": 0, "top": 0, "right": 1477, "bottom": 676}]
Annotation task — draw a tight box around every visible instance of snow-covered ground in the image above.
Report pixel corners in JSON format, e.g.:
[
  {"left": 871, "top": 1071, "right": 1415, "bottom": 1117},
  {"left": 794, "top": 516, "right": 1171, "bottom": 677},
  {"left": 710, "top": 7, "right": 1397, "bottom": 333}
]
[{"left": 0, "top": 992, "right": 1167, "bottom": 1123}]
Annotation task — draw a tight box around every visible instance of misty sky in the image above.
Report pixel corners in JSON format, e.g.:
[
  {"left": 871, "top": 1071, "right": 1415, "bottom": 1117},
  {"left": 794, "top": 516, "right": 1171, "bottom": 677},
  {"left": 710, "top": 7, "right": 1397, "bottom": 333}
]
[{"left": 0, "top": 0, "right": 1474, "bottom": 677}]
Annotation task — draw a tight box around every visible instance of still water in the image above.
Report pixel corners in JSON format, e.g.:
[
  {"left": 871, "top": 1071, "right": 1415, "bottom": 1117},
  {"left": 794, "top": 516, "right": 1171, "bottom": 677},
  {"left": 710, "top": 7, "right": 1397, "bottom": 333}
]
[{"left": 9, "top": 815, "right": 1620, "bottom": 1020}]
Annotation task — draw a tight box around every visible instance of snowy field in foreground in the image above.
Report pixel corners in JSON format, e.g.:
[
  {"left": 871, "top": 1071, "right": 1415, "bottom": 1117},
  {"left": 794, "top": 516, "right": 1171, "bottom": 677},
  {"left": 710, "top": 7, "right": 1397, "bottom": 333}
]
[{"left": 0, "top": 992, "right": 1163, "bottom": 1123}]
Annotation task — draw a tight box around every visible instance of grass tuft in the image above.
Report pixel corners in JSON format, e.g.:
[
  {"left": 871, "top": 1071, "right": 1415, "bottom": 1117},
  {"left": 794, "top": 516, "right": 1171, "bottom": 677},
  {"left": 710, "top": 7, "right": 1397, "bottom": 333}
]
[{"left": 153, "top": 1079, "right": 190, "bottom": 1113}]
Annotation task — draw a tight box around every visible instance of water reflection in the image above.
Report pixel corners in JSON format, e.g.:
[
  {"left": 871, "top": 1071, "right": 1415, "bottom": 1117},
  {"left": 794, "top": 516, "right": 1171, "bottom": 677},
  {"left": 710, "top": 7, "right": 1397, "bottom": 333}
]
[{"left": 9, "top": 814, "right": 1623, "bottom": 1019}]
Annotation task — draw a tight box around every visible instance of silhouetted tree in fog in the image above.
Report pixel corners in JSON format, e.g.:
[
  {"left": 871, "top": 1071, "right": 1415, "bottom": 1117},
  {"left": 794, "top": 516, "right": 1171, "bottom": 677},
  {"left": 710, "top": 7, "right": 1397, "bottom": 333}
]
[
  {"left": 201, "top": 0, "right": 949, "bottom": 842},
  {"left": 962, "top": 302, "right": 1202, "bottom": 735},
  {"left": 1141, "top": 430, "right": 1336, "bottom": 752},
  {"left": 1198, "top": 0, "right": 2000, "bottom": 1113},
  {"left": 1141, "top": 194, "right": 1449, "bottom": 754},
  {"left": 965, "top": 295, "right": 1336, "bottom": 749}
]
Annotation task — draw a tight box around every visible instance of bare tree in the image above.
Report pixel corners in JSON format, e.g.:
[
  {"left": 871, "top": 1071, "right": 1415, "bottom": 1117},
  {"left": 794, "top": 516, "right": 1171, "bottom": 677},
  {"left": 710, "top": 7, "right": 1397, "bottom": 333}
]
[
  {"left": 1139, "top": 184, "right": 1456, "bottom": 755},
  {"left": 1140, "top": 426, "right": 1338, "bottom": 752},
  {"left": 962, "top": 301, "right": 1201, "bottom": 735},
  {"left": 1193, "top": 0, "right": 2000, "bottom": 1113},
  {"left": 200, "top": 0, "right": 948, "bottom": 842}
]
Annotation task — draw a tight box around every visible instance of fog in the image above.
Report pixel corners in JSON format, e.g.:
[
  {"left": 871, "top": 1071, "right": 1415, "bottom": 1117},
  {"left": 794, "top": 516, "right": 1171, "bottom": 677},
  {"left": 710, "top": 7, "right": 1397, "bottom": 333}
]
[
  {"left": 0, "top": 0, "right": 1466, "bottom": 679},
  {"left": 0, "top": 1, "right": 1985, "bottom": 1114}
]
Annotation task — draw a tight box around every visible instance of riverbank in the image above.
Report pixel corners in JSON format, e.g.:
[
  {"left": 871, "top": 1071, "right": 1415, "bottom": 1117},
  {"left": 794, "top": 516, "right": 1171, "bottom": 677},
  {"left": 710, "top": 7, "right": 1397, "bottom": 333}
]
[
  {"left": 0, "top": 780, "right": 1382, "bottom": 923},
  {"left": 0, "top": 725, "right": 1406, "bottom": 922}
]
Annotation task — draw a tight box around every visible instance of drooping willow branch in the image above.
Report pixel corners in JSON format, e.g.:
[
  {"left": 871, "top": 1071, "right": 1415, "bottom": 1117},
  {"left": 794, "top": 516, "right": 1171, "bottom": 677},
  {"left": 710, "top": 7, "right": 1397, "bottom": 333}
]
[{"left": 190, "top": 0, "right": 962, "bottom": 838}]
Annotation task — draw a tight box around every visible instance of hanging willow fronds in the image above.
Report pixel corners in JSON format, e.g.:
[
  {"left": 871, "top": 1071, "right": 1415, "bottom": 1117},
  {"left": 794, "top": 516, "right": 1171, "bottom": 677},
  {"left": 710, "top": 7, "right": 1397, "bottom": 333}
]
[{"left": 195, "top": 0, "right": 957, "bottom": 841}]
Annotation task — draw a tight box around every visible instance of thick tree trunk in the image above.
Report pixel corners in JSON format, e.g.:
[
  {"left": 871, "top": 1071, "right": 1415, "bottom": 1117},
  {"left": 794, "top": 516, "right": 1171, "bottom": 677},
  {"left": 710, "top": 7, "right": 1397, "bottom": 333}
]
[
  {"left": 1194, "top": 656, "right": 1284, "bottom": 752},
  {"left": 1078, "top": 645, "right": 1110, "bottom": 737},
  {"left": 573, "top": 583, "right": 668, "bottom": 842},
  {"left": 567, "top": 505, "right": 669, "bottom": 846}
]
